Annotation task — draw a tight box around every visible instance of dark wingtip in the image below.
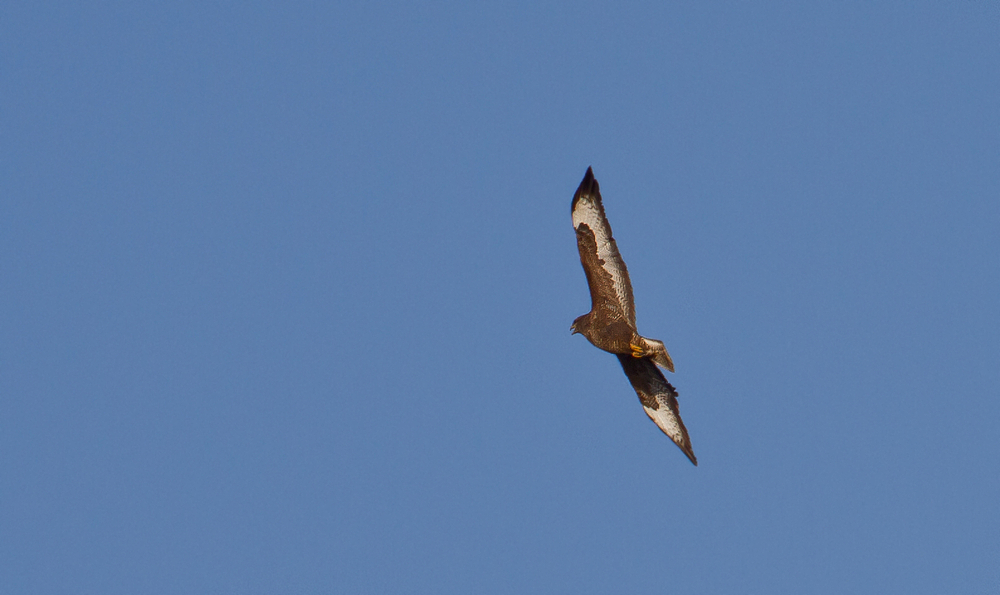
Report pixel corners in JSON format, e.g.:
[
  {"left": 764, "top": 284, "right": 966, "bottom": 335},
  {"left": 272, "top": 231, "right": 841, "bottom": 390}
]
[{"left": 572, "top": 166, "right": 600, "bottom": 211}]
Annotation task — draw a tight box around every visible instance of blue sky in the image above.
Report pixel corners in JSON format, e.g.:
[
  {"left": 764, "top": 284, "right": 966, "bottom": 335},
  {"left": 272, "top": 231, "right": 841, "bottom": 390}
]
[{"left": 2, "top": 2, "right": 998, "bottom": 593}]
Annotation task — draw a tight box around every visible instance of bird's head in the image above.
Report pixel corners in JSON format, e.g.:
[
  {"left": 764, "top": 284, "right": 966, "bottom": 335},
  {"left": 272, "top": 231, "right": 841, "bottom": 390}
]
[{"left": 570, "top": 314, "right": 589, "bottom": 335}]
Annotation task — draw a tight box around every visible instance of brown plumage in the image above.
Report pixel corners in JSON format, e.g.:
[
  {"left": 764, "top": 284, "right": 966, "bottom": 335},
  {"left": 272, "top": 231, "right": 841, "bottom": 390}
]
[{"left": 571, "top": 167, "right": 696, "bottom": 465}]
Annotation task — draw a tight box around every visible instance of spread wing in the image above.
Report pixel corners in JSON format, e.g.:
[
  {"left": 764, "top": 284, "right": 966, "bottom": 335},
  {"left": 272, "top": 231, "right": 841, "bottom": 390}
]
[
  {"left": 572, "top": 167, "right": 636, "bottom": 327},
  {"left": 617, "top": 354, "right": 697, "bottom": 465}
]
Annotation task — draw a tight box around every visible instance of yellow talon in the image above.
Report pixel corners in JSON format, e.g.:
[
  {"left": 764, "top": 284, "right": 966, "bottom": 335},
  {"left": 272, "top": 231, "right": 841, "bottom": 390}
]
[{"left": 630, "top": 343, "right": 644, "bottom": 358}]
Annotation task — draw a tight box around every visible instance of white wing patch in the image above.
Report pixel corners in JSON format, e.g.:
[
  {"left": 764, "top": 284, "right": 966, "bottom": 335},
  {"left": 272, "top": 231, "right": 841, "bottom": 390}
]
[
  {"left": 642, "top": 402, "right": 686, "bottom": 446},
  {"left": 572, "top": 194, "right": 635, "bottom": 325}
]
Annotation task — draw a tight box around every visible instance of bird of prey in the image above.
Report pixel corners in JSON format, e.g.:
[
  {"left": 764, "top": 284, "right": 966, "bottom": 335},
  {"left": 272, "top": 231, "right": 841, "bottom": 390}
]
[{"left": 570, "top": 167, "right": 697, "bottom": 465}]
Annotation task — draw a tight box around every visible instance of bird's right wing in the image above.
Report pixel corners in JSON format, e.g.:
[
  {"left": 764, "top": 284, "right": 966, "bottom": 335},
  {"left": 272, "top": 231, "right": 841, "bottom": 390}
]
[
  {"left": 572, "top": 167, "right": 636, "bottom": 326},
  {"left": 616, "top": 354, "right": 697, "bottom": 465}
]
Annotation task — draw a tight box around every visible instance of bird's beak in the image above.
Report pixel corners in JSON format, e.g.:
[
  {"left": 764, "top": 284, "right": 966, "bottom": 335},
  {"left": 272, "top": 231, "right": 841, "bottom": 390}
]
[{"left": 570, "top": 324, "right": 578, "bottom": 335}]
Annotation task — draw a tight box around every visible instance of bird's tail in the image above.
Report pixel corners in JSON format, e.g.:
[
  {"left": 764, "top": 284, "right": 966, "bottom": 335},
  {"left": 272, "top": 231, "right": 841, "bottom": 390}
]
[{"left": 641, "top": 337, "right": 675, "bottom": 373}]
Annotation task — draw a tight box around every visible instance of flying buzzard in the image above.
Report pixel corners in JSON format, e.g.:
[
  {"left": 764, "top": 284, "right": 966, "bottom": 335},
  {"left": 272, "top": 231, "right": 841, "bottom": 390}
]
[{"left": 571, "top": 167, "right": 697, "bottom": 465}]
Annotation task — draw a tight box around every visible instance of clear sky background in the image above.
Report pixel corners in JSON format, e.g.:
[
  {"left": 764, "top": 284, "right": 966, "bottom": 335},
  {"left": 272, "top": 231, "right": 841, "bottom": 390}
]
[{"left": 3, "top": 2, "right": 998, "bottom": 593}]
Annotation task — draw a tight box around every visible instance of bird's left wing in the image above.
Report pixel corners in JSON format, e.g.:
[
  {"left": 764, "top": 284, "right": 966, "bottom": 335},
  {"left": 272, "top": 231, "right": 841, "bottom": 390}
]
[{"left": 616, "top": 354, "right": 697, "bottom": 465}]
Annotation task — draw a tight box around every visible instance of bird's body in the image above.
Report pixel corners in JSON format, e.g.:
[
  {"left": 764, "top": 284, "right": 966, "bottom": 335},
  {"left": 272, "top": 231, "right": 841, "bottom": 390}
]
[{"left": 571, "top": 167, "right": 696, "bottom": 465}]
